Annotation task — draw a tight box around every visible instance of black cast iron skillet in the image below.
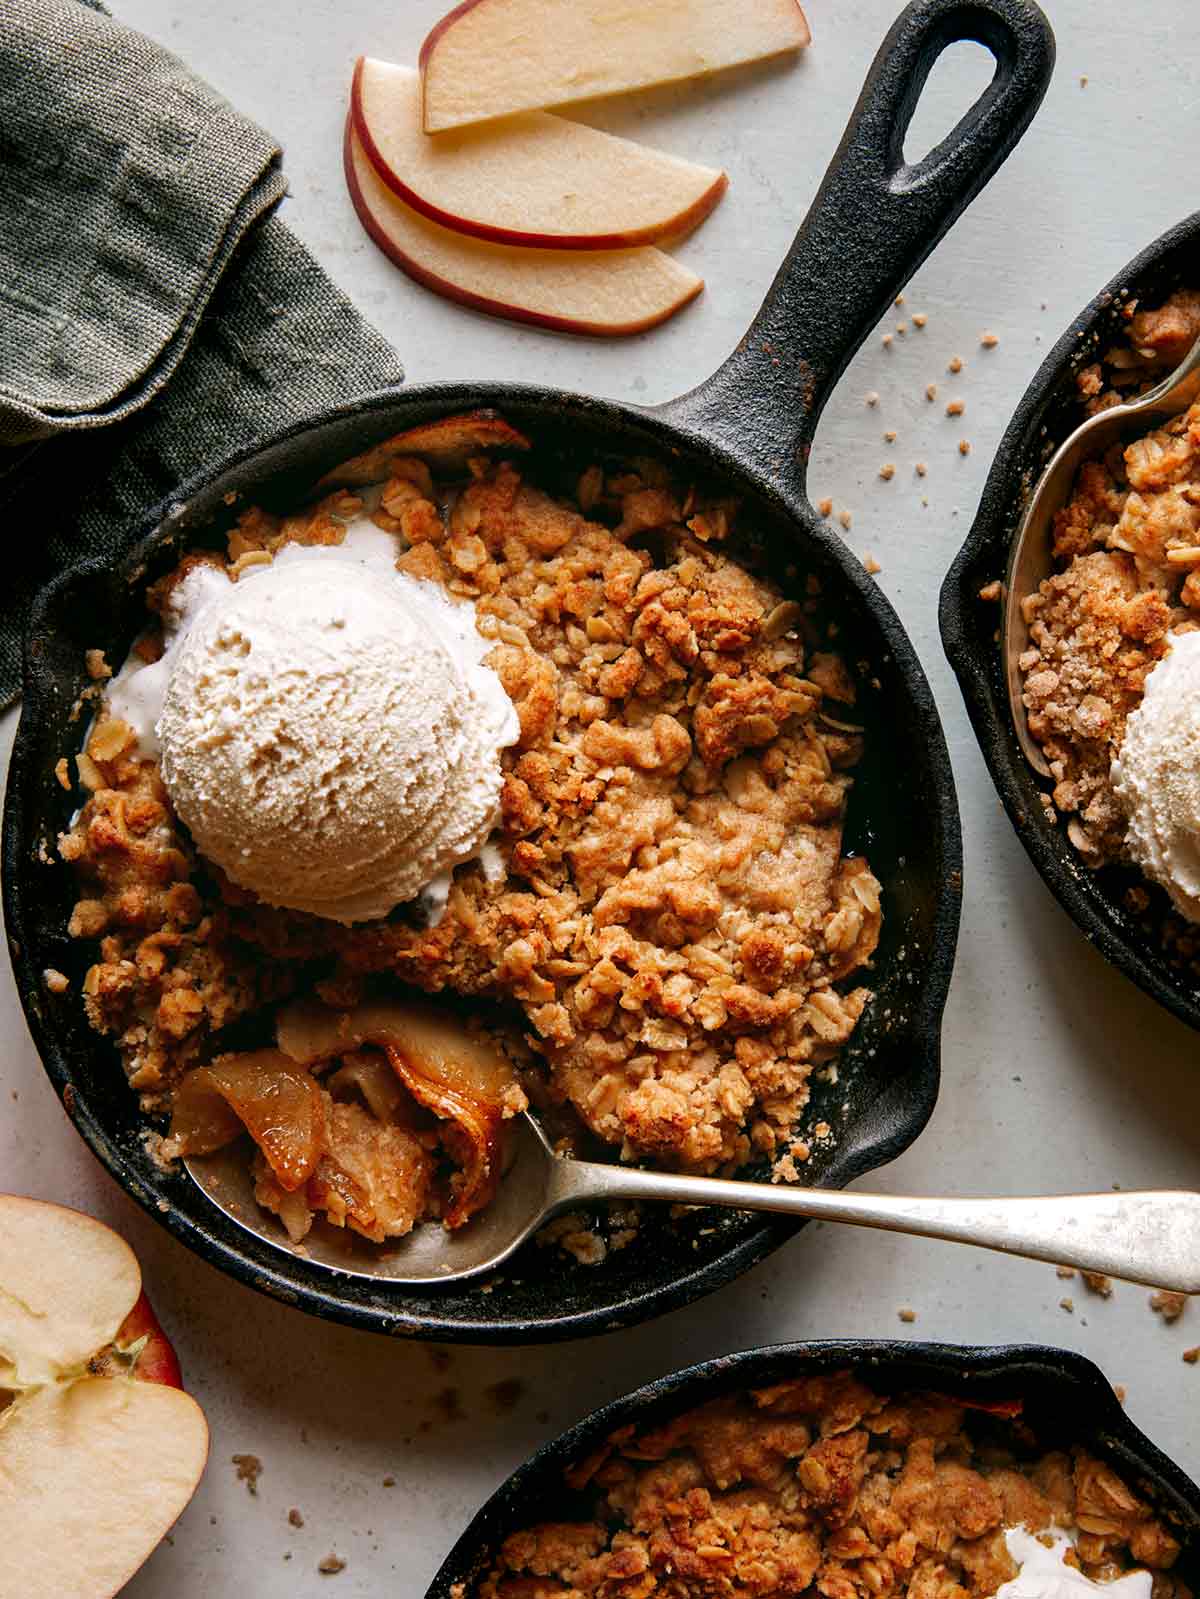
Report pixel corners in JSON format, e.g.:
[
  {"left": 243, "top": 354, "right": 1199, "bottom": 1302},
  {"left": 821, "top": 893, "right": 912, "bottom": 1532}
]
[
  {"left": 3, "top": 0, "right": 1054, "bottom": 1343},
  {"left": 428, "top": 1339, "right": 1200, "bottom": 1596},
  {"left": 941, "top": 212, "right": 1200, "bottom": 1032}
]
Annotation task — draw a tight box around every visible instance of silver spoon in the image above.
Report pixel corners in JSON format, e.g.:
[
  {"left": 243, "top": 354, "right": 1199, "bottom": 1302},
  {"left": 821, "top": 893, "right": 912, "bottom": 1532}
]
[
  {"left": 1004, "top": 331, "right": 1200, "bottom": 777},
  {"left": 185, "top": 1113, "right": 1200, "bottom": 1292}
]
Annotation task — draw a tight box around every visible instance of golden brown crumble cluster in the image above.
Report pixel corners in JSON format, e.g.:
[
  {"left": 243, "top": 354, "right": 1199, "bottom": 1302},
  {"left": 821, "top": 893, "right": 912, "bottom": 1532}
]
[
  {"left": 1019, "top": 291, "right": 1200, "bottom": 861},
  {"left": 60, "top": 423, "right": 879, "bottom": 1239},
  {"left": 478, "top": 1372, "right": 1189, "bottom": 1599}
]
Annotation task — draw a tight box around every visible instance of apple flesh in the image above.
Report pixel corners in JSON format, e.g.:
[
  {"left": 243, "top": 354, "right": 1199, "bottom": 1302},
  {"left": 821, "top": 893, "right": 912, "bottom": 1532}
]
[
  {"left": 353, "top": 58, "right": 726, "bottom": 250},
  {"left": 0, "top": 1195, "right": 209, "bottom": 1599},
  {"left": 345, "top": 122, "right": 703, "bottom": 336},
  {"left": 420, "top": 0, "right": 811, "bottom": 132}
]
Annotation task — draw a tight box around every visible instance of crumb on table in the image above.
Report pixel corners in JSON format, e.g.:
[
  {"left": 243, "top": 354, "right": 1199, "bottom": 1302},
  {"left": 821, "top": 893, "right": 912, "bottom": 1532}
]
[
  {"left": 981, "top": 332, "right": 1000, "bottom": 349},
  {"left": 1059, "top": 1297, "right": 1075, "bottom": 1313},
  {"left": 288, "top": 1508, "right": 304, "bottom": 1528},
  {"left": 864, "top": 556, "right": 882, "bottom": 576},
  {"left": 948, "top": 355, "right": 964, "bottom": 373},
  {"left": 232, "top": 1454, "right": 262, "bottom": 1495},
  {"left": 879, "top": 463, "right": 896, "bottom": 481},
  {"left": 1150, "top": 1289, "right": 1188, "bottom": 1323},
  {"left": 897, "top": 1307, "right": 916, "bottom": 1323},
  {"left": 1082, "top": 1271, "right": 1113, "bottom": 1298},
  {"left": 318, "top": 1554, "right": 346, "bottom": 1576},
  {"left": 958, "top": 440, "right": 972, "bottom": 456},
  {"left": 946, "top": 399, "right": 965, "bottom": 417}
]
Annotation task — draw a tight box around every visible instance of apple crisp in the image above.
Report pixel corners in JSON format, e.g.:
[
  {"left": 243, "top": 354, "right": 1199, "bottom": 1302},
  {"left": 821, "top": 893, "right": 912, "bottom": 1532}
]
[
  {"left": 1019, "top": 291, "right": 1200, "bottom": 861},
  {"left": 476, "top": 1371, "right": 1190, "bottom": 1598},
  {"left": 59, "top": 416, "right": 880, "bottom": 1244}
]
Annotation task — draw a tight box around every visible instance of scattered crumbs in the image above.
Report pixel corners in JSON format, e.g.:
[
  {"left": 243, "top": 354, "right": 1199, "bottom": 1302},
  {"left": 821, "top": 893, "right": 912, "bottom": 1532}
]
[
  {"left": 879, "top": 463, "right": 896, "bottom": 481},
  {"left": 896, "top": 322, "right": 908, "bottom": 336},
  {"left": 865, "top": 390, "right": 880, "bottom": 407},
  {"left": 883, "top": 429, "right": 898, "bottom": 443},
  {"left": 288, "top": 1508, "right": 305, "bottom": 1529},
  {"left": 318, "top": 1554, "right": 346, "bottom": 1576},
  {"left": 882, "top": 333, "right": 894, "bottom": 349},
  {"left": 921, "top": 497, "right": 929, "bottom": 508},
  {"left": 232, "top": 1454, "right": 262, "bottom": 1495},
  {"left": 948, "top": 355, "right": 964, "bottom": 373},
  {"left": 925, "top": 382, "right": 938, "bottom": 402},
  {"left": 42, "top": 968, "right": 69, "bottom": 995},
  {"left": 84, "top": 648, "right": 111, "bottom": 681},
  {"left": 981, "top": 331, "right": 999, "bottom": 349},
  {"left": 54, "top": 756, "right": 71, "bottom": 790},
  {"left": 382, "top": 1476, "right": 396, "bottom": 1488},
  {"left": 1113, "top": 1384, "right": 1127, "bottom": 1405},
  {"left": 1183, "top": 1347, "right": 1200, "bottom": 1365},
  {"left": 283, "top": 1552, "right": 292, "bottom": 1562},
  {"left": 864, "top": 555, "right": 882, "bottom": 576},
  {"left": 209, "top": 1516, "right": 218, "bottom": 1527},
  {"left": 894, "top": 294, "right": 905, "bottom": 307},
  {"left": 1079, "top": 74, "right": 1089, "bottom": 87},
  {"left": 426, "top": 1347, "right": 453, "bottom": 1374},
  {"left": 1059, "top": 1297, "right": 1075, "bottom": 1313},
  {"left": 838, "top": 509, "right": 853, "bottom": 531},
  {"left": 1082, "top": 1271, "right": 1113, "bottom": 1298},
  {"left": 485, "top": 1378, "right": 525, "bottom": 1415},
  {"left": 978, "top": 579, "right": 1001, "bottom": 602},
  {"left": 945, "top": 399, "right": 965, "bottom": 416},
  {"left": 1056, "top": 1265, "right": 1077, "bottom": 1281},
  {"left": 897, "top": 1307, "right": 917, "bottom": 1324},
  {"left": 1150, "top": 1289, "right": 1188, "bottom": 1323},
  {"left": 1041, "top": 301, "right": 1047, "bottom": 310},
  {"left": 817, "top": 497, "right": 833, "bottom": 517},
  {"left": 915, "top": 462, "right": 928, "bottom": 478},
  {"left": 958, "top": 439, "right": 972, "bottom": 456},
  {"left": 912, "top": 312, "right": 928, "bottom": 328}
]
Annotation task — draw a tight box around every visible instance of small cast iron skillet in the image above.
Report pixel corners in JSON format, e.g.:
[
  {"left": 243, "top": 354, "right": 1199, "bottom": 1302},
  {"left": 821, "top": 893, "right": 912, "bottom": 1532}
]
[
  {"left": 941, "top": 213, "right": 1200, "bottom": 1032},
  {"left": 3, "top": 0, "right": 1053, "bottom": 1343},
  {"left": 428, "top": 1339, "right": 1200, "bottom": 1597}
]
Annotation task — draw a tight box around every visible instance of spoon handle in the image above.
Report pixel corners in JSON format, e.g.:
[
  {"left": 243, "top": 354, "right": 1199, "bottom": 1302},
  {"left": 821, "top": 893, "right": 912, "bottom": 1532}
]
[{"left": 550, "top": 1163, "right": 1200, "bottom": 1293}]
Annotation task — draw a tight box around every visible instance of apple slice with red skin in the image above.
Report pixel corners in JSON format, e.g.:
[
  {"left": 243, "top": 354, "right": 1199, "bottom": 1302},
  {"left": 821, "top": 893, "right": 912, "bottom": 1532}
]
[
  {"left": 344, "top": 120, "right": 703, "bottom": 337},
  {"left": 0, "top": 1195, "right": 209, "bottom": 1599},
  {"left": 353, "top": 58, "right": 726, "bottom": 251},
  {"left": 420, "top": 0, "right": 811, "bottom": 132}
]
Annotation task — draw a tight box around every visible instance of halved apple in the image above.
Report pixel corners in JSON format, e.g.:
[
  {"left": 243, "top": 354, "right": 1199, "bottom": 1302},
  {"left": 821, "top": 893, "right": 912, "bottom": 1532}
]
[
  {"left": 0, "top": 1195, "right": 209, "bottom": 1599},
  {"left": 353, "top": 58, "right": 726, "bottom": 250},
  {"left": 420, "top": 0, "right": 811, "bottom": 132},
  {"left": 345, "top": 122, "right": 703, "bottom": 335}
]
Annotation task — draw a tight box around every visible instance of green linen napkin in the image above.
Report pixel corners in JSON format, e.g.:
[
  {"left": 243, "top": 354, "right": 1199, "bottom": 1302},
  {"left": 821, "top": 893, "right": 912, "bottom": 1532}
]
[{"left": 0, "top": 0, "right": 405, "bottom": 704}]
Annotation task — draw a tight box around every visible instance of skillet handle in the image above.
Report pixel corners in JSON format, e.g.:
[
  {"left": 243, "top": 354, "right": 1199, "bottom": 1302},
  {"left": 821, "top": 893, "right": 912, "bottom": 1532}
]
[{"left": 657, "top": 0, "right": 1054, "bottom": 495}]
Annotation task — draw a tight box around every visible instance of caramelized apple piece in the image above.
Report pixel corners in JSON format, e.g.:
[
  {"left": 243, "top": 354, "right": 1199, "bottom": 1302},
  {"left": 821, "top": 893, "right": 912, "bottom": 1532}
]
[
  {"left": 277, "top": 999, "right": 520, "bottom": 1227},
  {"left": 314, "top": 410, "right": 530, "bottom": 489},
  {"left": 170, "top": 1050, "right": 326, "bottom": 1193}
]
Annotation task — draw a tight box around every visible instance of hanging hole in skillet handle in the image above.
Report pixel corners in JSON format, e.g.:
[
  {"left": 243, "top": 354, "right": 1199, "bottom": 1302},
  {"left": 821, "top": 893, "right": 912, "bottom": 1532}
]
[{"left": 656, "top": 0, "right": 1055, "bottom": 504}]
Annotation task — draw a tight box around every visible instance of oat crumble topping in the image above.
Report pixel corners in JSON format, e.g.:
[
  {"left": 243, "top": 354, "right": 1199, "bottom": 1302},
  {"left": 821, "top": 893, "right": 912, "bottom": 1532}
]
[{"left": 477, "top": 1373, "right": 1188, "bottom": 1598}]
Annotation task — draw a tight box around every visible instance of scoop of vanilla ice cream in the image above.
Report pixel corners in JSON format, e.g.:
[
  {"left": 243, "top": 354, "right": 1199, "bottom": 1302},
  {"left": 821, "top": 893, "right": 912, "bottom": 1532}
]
[
  {"left": 1111, "top": 629, "right": 1200, "bottom": 921},
  {"left": 154, "top": 544, "right": 517, "bottom": 924}
]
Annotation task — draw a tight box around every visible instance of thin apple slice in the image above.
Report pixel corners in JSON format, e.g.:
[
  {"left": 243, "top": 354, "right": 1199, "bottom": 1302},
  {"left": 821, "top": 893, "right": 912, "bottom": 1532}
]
[
  {"left": 0, "top": 1378, "right": 209, "bottom": 1599},
  {"left": 345, "top": 122, "right": 703, "bottom": 336},
  {"left": 420, "top": 0, "right": 811, "bottom": 132},
  {"left": 354, "top": 58, "right": 726, "bottom": 250},
  {"left": 0, "top": 1194, "right": 142, "bottom": 1386},
  {"left": 315, "top": 410, "right": 530, "bottom": 490}
]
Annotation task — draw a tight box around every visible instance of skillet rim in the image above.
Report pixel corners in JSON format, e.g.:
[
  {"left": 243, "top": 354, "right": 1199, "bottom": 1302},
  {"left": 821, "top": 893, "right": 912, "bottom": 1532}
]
[
  {"left": 4, "top": 381, "right": 962, "bottom": 1342},
  {"left": 426, "top": 1336, "right": 1200, "bottom": 1597},
  {"left": 939, "top": 210, "right": 1200, "bottom": 1034}
]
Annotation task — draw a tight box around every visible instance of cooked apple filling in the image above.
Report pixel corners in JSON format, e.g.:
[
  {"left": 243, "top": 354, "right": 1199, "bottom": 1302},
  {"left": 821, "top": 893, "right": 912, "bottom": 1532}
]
[{"left": 60, "top": 415, "right": 880, "bottom": 1246}]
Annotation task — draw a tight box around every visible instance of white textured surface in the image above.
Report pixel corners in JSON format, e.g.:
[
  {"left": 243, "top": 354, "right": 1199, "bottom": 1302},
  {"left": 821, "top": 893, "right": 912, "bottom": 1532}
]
[{"left": 3, "top": 1, "right": 1200, "bottom": 1594}]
